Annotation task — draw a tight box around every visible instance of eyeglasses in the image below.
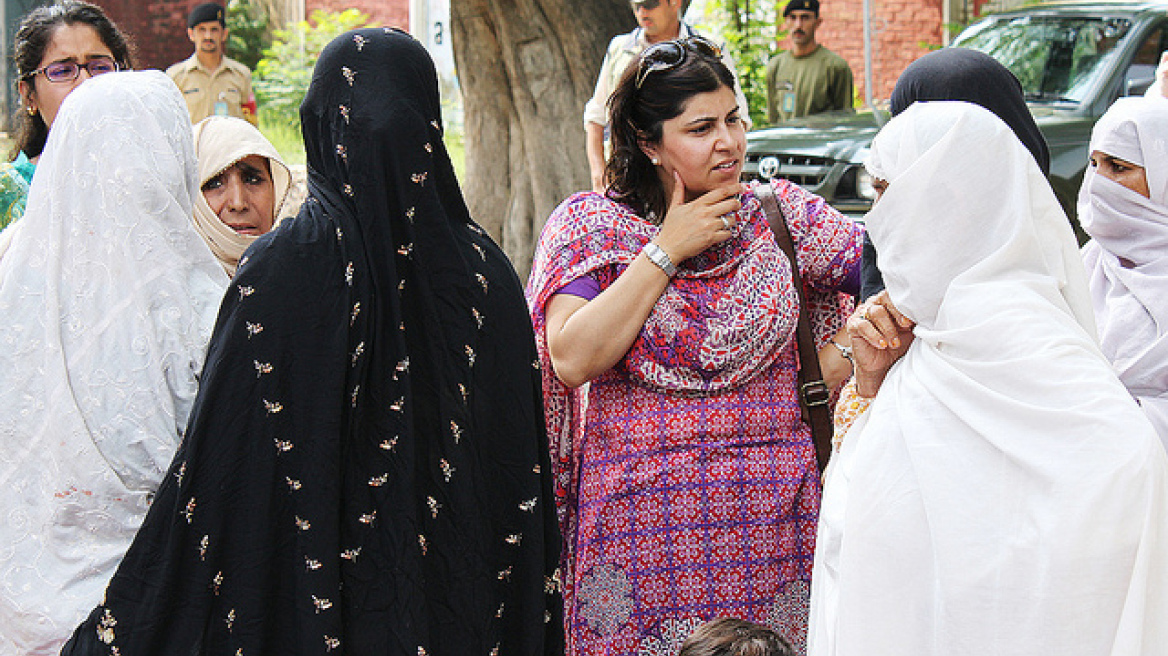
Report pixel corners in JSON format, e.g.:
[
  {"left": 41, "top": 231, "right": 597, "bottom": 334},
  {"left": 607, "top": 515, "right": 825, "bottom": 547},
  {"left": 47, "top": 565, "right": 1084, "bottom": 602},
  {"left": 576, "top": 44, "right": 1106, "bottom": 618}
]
[
  {"left": 635, "top": 36, "right": 722, "bottom": 89},
  {"left": 630, "top": 0, "right": 661, "bottom": 10},
  {"left": 27, "top": 57, "right": 120, "bottom": 83}
]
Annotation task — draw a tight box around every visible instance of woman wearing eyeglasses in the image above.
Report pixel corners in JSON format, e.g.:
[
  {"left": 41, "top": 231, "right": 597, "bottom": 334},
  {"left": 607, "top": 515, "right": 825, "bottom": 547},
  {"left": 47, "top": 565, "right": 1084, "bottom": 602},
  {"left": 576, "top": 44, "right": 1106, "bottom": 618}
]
[
  {"left": 0, "top": 1, "right": 132, "bottom": 233},
  {"left": 528, "top": 37, "right": 861, "bottom": 655}
]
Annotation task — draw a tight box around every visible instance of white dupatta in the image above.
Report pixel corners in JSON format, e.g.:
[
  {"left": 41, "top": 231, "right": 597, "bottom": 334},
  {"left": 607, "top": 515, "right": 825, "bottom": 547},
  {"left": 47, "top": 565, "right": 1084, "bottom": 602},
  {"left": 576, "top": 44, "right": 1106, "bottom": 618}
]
[
  {"left": 810, "top": 101, "right": 1168, "bottom": 656},
  {"left": 1079, "top": 96, "right": 1168, "bottom": 448},
  {"left": 0, "top": 71, "right": 227, "bottom": 653}
]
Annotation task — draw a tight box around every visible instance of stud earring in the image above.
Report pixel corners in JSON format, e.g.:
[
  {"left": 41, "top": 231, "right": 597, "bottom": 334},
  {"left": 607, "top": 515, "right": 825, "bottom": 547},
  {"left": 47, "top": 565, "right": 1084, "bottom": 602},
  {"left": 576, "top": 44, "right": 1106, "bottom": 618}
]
[
  {"left": 26, "top": 106, "right": 36, "bottom": 116},
  {"left": 651, "top": 157, "right": 660, "bottom": 166}
]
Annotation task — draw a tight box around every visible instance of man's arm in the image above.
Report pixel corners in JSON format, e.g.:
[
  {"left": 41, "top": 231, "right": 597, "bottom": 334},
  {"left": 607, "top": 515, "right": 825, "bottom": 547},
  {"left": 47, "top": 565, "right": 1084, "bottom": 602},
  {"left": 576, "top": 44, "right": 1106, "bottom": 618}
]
[
  {"left": 586, "top": 121, "right": 607, "bottom": 193},
  {"left": 765, "top": 56, "right": 779, "bottom": 125},
  {"left": 583, "top": 38, "right": 620, "bottom": 193},
  {"left": 833, "top": 60, "right": 855, "bottom": 112}
]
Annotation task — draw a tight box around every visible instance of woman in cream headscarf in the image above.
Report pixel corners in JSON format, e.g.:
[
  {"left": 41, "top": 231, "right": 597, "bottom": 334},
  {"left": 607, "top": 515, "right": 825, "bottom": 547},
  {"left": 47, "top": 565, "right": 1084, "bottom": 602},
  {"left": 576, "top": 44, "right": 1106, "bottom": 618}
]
[
  {"left": 191, "top": 115, "right": 291, "bottom": 275},
  {"left": 810, "top": 100, "right": 1168, "bottom": 655},
  {"left": 1079, "top": 96, "right": 1168, "bottom": 447}
]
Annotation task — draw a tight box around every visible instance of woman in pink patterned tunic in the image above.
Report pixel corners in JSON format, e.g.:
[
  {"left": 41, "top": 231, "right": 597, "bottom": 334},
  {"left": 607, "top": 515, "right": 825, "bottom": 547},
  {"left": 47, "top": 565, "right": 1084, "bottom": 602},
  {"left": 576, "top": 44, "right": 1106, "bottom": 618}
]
[{"left": 526, "top": 37, "right": 862, "bottom": 656}]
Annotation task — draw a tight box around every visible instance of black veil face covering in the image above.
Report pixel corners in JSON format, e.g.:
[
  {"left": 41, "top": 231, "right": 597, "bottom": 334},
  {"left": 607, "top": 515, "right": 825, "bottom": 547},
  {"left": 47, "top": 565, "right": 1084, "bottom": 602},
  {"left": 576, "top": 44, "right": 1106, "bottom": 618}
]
[{"left": 64, "top": 28, "right": 564, "bottom": 655}]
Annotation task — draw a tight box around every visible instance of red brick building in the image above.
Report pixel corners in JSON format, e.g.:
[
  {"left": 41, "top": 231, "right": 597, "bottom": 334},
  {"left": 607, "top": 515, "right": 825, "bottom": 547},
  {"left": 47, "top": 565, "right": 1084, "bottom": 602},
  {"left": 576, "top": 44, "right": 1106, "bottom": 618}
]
[
  {"left": 93, "top": 0, "right": 408, "bottom": 72},
  {"left": 812, "top": 0, "right": 1019, "bottom": 102}
]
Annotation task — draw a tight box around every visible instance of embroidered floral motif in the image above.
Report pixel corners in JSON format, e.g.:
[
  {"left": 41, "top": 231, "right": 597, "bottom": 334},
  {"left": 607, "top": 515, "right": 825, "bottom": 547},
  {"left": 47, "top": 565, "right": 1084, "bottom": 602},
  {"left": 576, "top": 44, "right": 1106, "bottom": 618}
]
[
  {"left": 340, "top": 66, "right": 356, "bottom": 86},
  {"left": 475, "top": 272, "right": 488, "bottom": 293},
  {"left": 368, "top": 473, "right": 388, "bottom": 487},
  {"left": 336, "top": 225, "right": 344, "bottom": 242},
  {"left": 225, "top": 608, "right": 236, "bottom": 630},
  {"left": 577, "top": 564, "right": 634, "bottom": 636},
  {"left": 390, "top": 397, "right": 405, "bottom": 412},
  {"left": 380, "top": 436, "right": 399, "bottom": 451},
  {"left": 424, "top": 142, "right": 433, "bottom": 153},
  {"left": 96, "top": 608, "right": 116, "bottom": 644},
  {"left": 406, "top": 207, "right": 416, "bottom": 222},
  {"left": 465, "top": 345, "right": 476, "bottom": 367},
  {"left": 343, "top": 183, "right": 354, "bottom": 197},
  {"left": 426, "top": 496, "right": 441, "bottom": 518},
  {"left": 636, "top": 618, "right": 706, "bottom": 656},
  {"left": 353, "top": 33, "right": 367, "bottom": 50},
  {"left": 394, "top": 357, "right": 409, "bottom": 380},
  {"left": 505, "top": 533, "right": 522, "bottom": 546},
  {"left": 410, "top": 172, "right": 428, "bottom": 185},
  {"left": 345, "top": 262, "right": 354, "bottom": 285},
  {"left": 306, "top": 557, "right": 322, "bottom": 571},
  {"left": 199, "top": 535, "right": 209, "bottom": 560},
  {"left": 335, "top": 144, "right": 347, "bottom": 162},
  {"left": 397, "top": 242, "right": 413, "bottom": 257},
  {"left": 472, "top": 307, "right": 483, "bottom": 328},
  {"left": 449, "top": 420, "right": 462, "bottom": 444},
  {"left": 313, "top": 595, "right": 333, "bottom": 613},
  {"left": 274, "top": 438, "right": 293, "bottom": 453},
  {"left": 254, "top": 360, "right": 272, "bottom": 377},
  {"left": 245, "top": 321, "right": 263, "bottom": 339},
  {"left": 497, "top": 566, "right": 512, "bottom": 581},
  {"left": 518, "top": 497, "right": 537, "bottom": 513},
  {"left": 183, "top": 497, "right": 196, "bottom": 523},
  {"left": 263, "top": 399, "right": 283, "bottom": 414},
  {"left": 351, "top": 301, "right": 361, "bottom": 326},
  {"left": 351, "top": 341, "right": 365, "bottom": 367},
  {"left": 237, "top": 285, "right": 254, "bottom": 299},
  {"left": 439, "top": 458, "right": 455, "bottom": 482},
  {"left": 339, "top": 104, "right": 350, "bottom": 123},
  {"left": 325, "top": 636, "right": 340, "bottom": 652},
  {"left": 212, "top": 571, "right": 223, "bottom": 594},
  {"left": 359, "top": 511, "right": 377, "bottom": 525},
  {"left": 418, "top": 533, "right": 428, "bottom": 555},
  {"left": 286, "top": 477, "right": 302, "bottom": 491},
  {"left": 472, "top": 243, "right": 486, "bottom": 261},
  {"left": 295, "top": 516, "right": 311, "bottom": 531}
]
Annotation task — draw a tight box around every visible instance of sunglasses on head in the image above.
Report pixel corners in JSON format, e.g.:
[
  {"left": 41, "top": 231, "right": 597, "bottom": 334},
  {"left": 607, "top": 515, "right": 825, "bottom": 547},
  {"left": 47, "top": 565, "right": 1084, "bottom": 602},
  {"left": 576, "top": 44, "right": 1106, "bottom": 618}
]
[
  {"left": 635, "top": 36, "right": 722, "bottom": 89},
  {"left": 630, "top": 0, "right": 661, "bottom": 9}
]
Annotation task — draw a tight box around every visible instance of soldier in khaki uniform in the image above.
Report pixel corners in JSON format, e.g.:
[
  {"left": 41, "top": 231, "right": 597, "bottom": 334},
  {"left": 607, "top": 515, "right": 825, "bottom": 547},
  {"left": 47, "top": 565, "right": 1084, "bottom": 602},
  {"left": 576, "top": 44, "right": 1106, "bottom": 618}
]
[{"left": 166, "top": 3, "right": 256, "bottom": 125}]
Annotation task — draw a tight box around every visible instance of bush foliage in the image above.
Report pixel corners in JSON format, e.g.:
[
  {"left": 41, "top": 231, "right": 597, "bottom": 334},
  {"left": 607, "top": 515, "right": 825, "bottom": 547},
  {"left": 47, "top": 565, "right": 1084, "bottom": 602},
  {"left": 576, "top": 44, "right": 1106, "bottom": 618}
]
[{"left": 253, "top": 9, "right": 373, "bottom": 131}]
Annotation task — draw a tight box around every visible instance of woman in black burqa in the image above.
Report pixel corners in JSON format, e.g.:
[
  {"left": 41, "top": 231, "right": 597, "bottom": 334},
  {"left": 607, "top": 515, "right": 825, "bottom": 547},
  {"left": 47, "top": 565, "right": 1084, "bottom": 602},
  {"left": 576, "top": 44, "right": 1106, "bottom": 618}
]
[{"left": 65, "top": 28, "right": 564, "bottom": 655}]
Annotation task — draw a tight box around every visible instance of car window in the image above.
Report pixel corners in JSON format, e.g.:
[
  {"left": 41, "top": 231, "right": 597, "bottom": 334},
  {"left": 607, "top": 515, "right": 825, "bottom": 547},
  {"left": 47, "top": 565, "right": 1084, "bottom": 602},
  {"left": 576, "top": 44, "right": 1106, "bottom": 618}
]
[
  {"left": 955, "top": 16, "right": 1132, "bottom": 103},
  {"left": 1123, "top": 24, "right": 1166, "bottom": 95}
]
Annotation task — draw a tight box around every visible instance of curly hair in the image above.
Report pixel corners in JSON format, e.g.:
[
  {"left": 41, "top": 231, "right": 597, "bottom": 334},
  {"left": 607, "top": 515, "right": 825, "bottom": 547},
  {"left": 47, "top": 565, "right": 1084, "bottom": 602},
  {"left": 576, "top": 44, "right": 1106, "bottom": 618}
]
[
  {"left": 604, "top": 43, "right": 736, "bottom": 222},
  {"left": 13, "top": 0, "right": 136, "bottom": 160}
]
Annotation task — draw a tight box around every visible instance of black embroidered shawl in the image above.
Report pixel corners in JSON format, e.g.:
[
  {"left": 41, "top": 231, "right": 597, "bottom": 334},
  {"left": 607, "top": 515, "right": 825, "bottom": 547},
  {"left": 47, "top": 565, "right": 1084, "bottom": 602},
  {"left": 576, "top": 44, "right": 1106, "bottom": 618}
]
[{"left": 65, "top": 28, "right": 564, "bottom": 656}]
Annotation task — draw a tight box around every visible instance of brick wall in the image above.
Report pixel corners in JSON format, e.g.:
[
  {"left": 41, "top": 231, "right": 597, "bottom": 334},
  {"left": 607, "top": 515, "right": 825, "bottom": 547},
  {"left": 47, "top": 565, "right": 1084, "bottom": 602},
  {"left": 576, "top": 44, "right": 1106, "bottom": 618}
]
[
  {"left": 815, "top": 0, "right": 944, "bottom": 103},
  {"left": 92, "top": 0, "right": 193, "bottom": 71},
  {"left": 91, "top": 1, "right": 409, "bottom": 73}
]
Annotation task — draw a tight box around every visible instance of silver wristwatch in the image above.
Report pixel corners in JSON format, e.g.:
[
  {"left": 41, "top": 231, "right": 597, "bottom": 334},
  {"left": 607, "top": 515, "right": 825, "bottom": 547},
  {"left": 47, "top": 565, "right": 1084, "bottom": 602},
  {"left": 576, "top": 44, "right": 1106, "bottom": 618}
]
[{"left": 641, "top": 242, "right": 677, "bottom": 277}]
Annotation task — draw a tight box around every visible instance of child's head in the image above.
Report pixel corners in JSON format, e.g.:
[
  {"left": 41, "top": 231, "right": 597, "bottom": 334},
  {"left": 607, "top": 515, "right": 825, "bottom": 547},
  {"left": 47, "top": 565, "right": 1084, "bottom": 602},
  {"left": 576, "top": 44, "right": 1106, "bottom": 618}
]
[{"left": 677, "top": 617, "right": 796, "bottom": 656}]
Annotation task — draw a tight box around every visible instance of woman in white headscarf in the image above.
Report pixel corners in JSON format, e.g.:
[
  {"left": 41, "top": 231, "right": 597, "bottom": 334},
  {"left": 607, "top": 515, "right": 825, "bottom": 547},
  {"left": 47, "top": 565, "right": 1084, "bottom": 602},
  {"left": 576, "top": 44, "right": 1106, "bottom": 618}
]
[
  {"left": 191, "top": 115, "right": 291, "bottom": 275},
  {"left": 0, "top": 70, "right": 227, "bottom": 654},
  {"left": 809, "top": 100, "right": 1168, "bottom": 656},
  {"left": 1079, "top": 96, "right": 1168, "bottom": 448}
]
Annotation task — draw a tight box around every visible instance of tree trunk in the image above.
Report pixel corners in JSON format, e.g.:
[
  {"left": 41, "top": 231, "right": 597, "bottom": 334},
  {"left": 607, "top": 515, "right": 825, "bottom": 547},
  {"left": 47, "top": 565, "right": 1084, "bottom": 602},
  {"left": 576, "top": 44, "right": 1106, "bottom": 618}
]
[{"left": 451, "top": 0, "right": 632, "bottom": 280}]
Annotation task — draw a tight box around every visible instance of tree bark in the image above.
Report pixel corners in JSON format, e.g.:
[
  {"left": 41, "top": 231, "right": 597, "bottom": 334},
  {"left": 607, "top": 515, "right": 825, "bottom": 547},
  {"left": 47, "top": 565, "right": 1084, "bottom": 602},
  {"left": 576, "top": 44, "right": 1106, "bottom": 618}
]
[{"left": 451, "top": 0, "right": 632, "bottom": 280}]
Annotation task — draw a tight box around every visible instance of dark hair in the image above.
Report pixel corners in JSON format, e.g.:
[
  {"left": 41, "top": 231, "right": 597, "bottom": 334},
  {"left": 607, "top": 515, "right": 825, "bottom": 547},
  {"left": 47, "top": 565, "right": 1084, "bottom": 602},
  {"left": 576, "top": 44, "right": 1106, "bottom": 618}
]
[
  {"left": 605, "top": 43, "right": 735, "bottom": 222},
  {"left": 12, "top": 0, "right": 136, "bottom": 160},
  {"left": 678, "top": 618, "right": 797, "bottom": 656}
]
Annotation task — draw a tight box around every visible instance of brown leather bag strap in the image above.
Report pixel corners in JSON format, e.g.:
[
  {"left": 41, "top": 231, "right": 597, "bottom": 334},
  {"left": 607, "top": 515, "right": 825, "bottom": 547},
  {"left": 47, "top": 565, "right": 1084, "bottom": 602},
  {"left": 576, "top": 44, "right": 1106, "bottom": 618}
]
[{"left": 755, "top": 183, "right": 833, "bottom": 473}]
